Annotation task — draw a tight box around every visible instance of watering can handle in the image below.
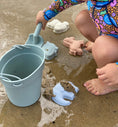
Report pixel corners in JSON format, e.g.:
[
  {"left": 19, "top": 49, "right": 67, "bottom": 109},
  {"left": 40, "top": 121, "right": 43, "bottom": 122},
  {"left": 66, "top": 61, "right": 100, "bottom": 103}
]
[{"left": 33, "top": 23, "right": 42, "bottom": 37}]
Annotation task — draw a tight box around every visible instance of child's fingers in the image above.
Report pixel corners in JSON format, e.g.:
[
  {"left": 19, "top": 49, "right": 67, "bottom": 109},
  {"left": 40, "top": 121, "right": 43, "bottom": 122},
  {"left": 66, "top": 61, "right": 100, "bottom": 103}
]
[
  {"left": 96, "top": 68, "right": 105, "bottom": 75},
  {"left": 36, "top": 19, "right": 40, "bottom": 25},
  {"left": 84, "top": 47, "right": 91, "bottom": 52},
  {"left": 98, "top": 75, "right": 111, "bottom": 85},
  {"left": 42, "top": 23, "right": 46, "bottom": 30},
  {"left": 98, "top": 74, "right": 107, "bottom": 80}
]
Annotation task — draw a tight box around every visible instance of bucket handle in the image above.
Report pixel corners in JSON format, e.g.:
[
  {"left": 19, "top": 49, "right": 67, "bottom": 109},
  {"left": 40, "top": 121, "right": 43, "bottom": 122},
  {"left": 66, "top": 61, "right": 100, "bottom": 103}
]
[
  {"left": 0, "top": 73, "right": 24, "bottom": 87},
  {"left": 0, "top": 73, "right": 21, "bottom": 81},
  {"left": 12, "top": 83, "right": 23, "bottom": 87}
]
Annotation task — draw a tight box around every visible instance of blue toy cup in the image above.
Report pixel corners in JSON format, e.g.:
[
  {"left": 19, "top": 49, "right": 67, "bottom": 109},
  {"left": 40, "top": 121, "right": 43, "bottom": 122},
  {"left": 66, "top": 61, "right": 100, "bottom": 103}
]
[{"left": 0, "top": 45, "right": 45, "bottom": 107}]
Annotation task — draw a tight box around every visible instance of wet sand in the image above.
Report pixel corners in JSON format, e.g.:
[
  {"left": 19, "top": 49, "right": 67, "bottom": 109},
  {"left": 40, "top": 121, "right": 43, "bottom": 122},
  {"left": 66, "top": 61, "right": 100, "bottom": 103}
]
[{"left": 0, "top": 0, "right": 118, "bottom": 127}]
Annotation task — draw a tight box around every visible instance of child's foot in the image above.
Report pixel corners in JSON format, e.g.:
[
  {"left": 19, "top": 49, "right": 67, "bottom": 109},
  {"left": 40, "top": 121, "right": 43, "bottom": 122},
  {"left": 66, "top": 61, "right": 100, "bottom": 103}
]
[
  {"left": 84, "top": 41, "right": 94, "bottom": 52},
  {"left": 84, "top": 78, "right": 118, "bottom": 95},
  {"left": 63, "top": 37, "right": 84, "bottom": 56}
]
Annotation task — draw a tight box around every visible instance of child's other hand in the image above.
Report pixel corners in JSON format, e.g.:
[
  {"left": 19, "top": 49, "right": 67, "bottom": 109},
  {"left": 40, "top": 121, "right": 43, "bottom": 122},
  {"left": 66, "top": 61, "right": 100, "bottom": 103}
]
[
  {"left": 36, "top": 10, "right": 48, "bottom": 30},
  {"left": 96, "top": 63, "right": 118, "bottom": 86}
]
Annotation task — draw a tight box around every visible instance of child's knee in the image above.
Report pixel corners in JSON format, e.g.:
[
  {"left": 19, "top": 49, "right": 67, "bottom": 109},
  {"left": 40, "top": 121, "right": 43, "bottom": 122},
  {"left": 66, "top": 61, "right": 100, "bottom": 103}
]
[
  {"left": 75, "top": 10, "right": 89, "bottom": 28},
  {"left": 92, "top": 36, "right": 109, "bottom": 60}
]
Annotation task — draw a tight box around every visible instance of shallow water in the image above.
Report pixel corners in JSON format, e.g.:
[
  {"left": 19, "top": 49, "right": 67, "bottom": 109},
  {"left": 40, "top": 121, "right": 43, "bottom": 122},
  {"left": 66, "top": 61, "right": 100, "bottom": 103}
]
[{"left": 1, "top": 0, "right": 118, "bottom": 127}]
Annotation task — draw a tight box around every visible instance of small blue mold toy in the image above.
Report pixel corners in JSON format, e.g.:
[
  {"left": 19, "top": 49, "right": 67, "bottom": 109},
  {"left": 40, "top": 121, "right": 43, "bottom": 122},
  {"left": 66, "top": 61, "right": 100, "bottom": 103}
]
[
  {"left": 52, "top": 81, "right": 79, "bottom": 106},
  {"left": 42, "top": 41, "right": 58, "bottom": 60}
]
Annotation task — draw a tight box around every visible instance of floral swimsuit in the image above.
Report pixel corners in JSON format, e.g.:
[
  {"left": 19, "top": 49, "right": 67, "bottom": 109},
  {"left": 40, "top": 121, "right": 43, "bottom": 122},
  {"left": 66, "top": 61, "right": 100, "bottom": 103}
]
[{"left": 44, "top": 0, "right": 118, "bottom": 38}]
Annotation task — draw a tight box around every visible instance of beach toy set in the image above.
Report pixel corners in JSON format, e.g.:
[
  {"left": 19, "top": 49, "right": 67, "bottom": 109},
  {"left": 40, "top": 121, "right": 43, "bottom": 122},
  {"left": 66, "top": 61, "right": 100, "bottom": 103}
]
[
  {"left": 0, "top": 23, "right": 58, "bottom": 107},
  {"left": 0, "top": 21, "right": 79, "bottom": 107}
]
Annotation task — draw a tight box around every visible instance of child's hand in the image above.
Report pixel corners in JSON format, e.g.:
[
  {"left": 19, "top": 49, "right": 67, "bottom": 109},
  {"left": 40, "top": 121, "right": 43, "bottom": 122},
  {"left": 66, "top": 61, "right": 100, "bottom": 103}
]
[
  {"left": 84, "top": 41, "right": 94, "bottom": 52},
  {"left": 36, "top": 10, "right": 48, "bottom": 30},
  {"left": 96, "top": 63, "right": 118, "bottom": 86}
]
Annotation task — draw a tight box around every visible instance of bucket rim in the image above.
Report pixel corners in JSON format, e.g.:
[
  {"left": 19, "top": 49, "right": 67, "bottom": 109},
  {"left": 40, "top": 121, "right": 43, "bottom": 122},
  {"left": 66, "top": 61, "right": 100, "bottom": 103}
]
[{"left": 0, "top": 44, "right": 45, "bottom": 84}]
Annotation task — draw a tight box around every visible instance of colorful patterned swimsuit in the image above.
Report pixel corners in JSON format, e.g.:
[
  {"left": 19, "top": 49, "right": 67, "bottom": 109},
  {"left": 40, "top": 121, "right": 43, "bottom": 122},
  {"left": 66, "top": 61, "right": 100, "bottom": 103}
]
[{"left": 44, "top": 0, "right": 118, "bottom": 38}]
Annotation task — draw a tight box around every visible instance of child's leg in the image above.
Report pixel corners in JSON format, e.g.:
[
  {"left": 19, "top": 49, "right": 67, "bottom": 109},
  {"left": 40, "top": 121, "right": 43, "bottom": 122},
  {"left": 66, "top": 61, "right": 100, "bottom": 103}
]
[
  {"left": 63, "top": 10, "right": 98, "bottom": 55},
  {"left": 75, "top": 10, "right": 98, "bottom": 42},
  {"left": 84, "top": 35, "right": 118, "bottom": 95},
  {"left": 93, "top": 35, "right": 118, "bottom": 68}
]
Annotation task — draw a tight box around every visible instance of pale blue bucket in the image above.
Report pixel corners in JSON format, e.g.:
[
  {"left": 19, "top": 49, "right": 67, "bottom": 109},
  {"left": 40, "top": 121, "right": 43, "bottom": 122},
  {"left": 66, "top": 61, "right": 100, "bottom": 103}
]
[
  {"left": 0, "top": 45, "right": 45, "bottom": 107},
  {"left": 0, "top": 23, "right": 45, "bottom": 107}
]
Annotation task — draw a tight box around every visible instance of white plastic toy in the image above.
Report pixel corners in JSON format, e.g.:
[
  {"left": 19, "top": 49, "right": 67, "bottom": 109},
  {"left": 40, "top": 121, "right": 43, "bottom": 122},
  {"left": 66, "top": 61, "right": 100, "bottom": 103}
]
[{"left": 46, "top": 19, "right": 69, "bottom": 33}]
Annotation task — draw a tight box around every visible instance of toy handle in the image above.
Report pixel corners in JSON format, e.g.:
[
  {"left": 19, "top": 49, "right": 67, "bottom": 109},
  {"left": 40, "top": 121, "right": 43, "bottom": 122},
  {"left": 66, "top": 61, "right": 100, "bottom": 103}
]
[
  {"left": 33, "top": 23, "right": 42, "bottom": 44},
  {"left": 34, "top": 23, "right": 42, "bottom": 37}
]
